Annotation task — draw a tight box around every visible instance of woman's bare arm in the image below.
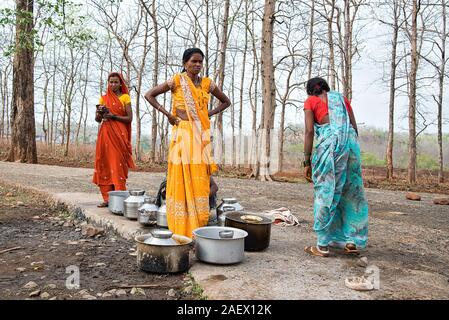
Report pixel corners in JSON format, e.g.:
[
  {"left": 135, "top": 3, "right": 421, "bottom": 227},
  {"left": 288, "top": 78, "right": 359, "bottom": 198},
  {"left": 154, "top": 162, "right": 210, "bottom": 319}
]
[{"left": 208, "top": 86, "right": 231, "bottom": 117}]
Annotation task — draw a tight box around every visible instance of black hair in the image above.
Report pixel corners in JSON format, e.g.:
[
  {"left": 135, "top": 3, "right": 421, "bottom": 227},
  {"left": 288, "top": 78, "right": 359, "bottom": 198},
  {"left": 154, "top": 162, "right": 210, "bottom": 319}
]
[
  {"left": 306, "top": 77, "right": 330, "bottom": 96},
  {"left": 181, "top": 48, "right": 204, "bottom": 72}
]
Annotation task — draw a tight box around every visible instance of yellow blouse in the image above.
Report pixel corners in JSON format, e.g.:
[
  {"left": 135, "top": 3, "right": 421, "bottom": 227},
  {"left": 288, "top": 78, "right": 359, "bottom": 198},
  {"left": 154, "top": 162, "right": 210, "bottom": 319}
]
[
  {"left": 166, "top": 74, "right": 216, "bottom": 111},
  {"left": 98, "top": 94, "right": 131, "bottom": 109}
]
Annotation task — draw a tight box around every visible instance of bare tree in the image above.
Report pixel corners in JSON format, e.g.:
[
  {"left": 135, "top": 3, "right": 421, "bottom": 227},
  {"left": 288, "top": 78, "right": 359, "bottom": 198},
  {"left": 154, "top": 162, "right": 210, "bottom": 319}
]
[
  {"left": 7, "top": 0, "right": 37, "bottom": 163},
  {"left": 257, "top": 0, "right": 276, "bottom": 181}
]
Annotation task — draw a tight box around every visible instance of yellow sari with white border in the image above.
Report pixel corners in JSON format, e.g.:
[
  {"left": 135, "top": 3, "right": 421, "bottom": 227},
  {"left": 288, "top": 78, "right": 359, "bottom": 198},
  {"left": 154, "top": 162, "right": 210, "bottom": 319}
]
[{"left": 165, "top": 73, "right": 218, "bottom": 238}]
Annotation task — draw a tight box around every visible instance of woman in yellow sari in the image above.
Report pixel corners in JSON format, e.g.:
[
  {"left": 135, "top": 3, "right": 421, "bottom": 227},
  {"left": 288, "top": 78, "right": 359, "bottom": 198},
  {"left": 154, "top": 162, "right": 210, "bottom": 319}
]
[{"left": 144, "top": 48, "right": 231, "bottom": 238}]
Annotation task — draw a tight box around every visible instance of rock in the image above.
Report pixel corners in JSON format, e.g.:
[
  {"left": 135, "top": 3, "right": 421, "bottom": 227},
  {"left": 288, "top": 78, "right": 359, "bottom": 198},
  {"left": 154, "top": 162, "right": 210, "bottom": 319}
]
[
  {"left": 78, "top": 289, "right": 89, "bottom": 296},
  {"left": 167, "top": 289, "right": 177, "bottom": 297},
  {"left": 433, "top": 197, "right": 449, "bottom": 205},
  {"left": 107, "top": 289, "right": 117, "bottom": 295},
  {"left": 128, "top": 252, "right": 137, "bottom": 257},
  {"left": 6, "top": 192, "right": 13, "bottom": 197},
  {"left": 40, "top": 292, "right": 50, "bottom": 299},
  {"left": 130, "top": 287, "right": 146, "bottom": 296},
  {"left": 40, "top": 276, "right": 46, "bottom": 280},
  {"left": 49, "top": 297, "right": 57, "bottom": 300},
  {"left": 45, "top": 284, "right": 57, "bottom": 289},
  {"left": 63, "top": 222, "right": 72, "bottom": 227},
  {"left": 75, "top": 228, "right": 81, "bottom": 232},
  {"left": 17, "top": 201, "right": 25, "bottom": 206},
  {"left": 82, "top": 225, "right": 105, "bottom": 237},
  {"left": 112, "top": 280, "right": 120, "bottom": 283},
  {"left": 31, "top": 261, "right": 45, "bottom": 267},
  {"left": 33, "top": 216, "right": 40, "bottom": 220},
  {"left": 115, "top": 289, "right": 127, "bottom": 297},
  {"left": 82, "top": 294, "right": 97, "bottom": 300},
  {"left": 95, "top": 263, "right": 106, "bottom": 267},
  {"left": 96, "top": 293, "right": 103, "bottom": 297},
  {"left": 29, "top": 290, "right": 41, "bottom": 297},
  {"left": 183, "top": 286, "right": 193, "bottom": 295},
  {"left": 67, "top": 241, "right": 79, "bottom": 245},
  {"left": 16, "top": 267, "right": 26, "bottom": 272},
  {"left": 406, "top": 192, "right": 421, "bottom": 201},
  {"left": 102, "top": 292, "right": 113, "bottom": 298},
  {"left": 23, "top": 281, "right": 38, "bottom": 289},
  {"left": 356, "top": 257, "right": 369, "bottom": 268},
  {"left": 75, "top": 252, "right": 84, "bottom": 256}
]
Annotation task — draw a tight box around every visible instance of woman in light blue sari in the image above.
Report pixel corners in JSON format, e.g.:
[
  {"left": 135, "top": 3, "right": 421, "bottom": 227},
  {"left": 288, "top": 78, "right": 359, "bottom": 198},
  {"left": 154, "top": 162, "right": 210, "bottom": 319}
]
[{"left": 303, "top": 77, "right": 368, "bottom": 257}]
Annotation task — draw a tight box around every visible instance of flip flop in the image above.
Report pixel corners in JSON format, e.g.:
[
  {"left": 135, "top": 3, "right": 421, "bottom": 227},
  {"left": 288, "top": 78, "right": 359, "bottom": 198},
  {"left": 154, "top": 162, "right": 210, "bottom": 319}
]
[
  {"left": 304, "top": 245, "right": 329, "bottom": 257},
  {"left": 97, "top": 202, "right": 109, "bottom": 208}
]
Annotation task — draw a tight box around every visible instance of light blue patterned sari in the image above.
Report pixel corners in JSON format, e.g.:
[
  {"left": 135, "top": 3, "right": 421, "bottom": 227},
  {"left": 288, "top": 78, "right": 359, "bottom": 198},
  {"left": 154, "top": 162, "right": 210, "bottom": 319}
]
[{"left": 311, "top": 91, "right": 369, "bottom": 248}]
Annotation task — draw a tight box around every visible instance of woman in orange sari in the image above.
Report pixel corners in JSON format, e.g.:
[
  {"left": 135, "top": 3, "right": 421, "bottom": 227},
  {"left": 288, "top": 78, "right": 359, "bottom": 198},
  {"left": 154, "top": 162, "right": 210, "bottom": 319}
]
[
  {"left": 144, "top": 48, "right": 231, "bottom": 237},
  {"left": 93, "top": 72, "right": 136, "bottom": 207}
]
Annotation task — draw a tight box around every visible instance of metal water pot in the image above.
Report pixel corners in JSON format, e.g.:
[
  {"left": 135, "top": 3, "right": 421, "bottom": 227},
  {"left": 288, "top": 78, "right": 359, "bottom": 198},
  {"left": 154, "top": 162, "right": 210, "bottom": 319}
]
[
  {"left": 157, "top": 203, "right": 168, "bottom": 228},
  {"left": 138, "top": 196, "right": 158, "bottom": 227},
  {"left": 216, "top": 198, "right": 244, "bottom": 226},
  {"left": 124, "top": 189, "right": 145, "bottom": 220}
]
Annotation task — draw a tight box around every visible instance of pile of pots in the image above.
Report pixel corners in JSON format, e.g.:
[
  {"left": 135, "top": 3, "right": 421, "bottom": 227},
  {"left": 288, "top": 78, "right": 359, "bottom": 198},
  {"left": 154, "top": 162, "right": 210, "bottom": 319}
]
[
  {"left": 191, "top": 198, "right": 274, "bottom": 265},
  {"left": 106, "top": 190, "right": 275, "bottom": 272},
  {"left": 107, "top": 189, "right": 168, "bottom": 228}
]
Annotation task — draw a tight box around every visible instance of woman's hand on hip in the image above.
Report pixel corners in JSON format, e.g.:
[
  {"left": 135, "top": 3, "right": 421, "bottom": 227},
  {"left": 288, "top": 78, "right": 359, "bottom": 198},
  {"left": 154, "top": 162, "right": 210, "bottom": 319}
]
[
  {"left": 304, "top": 166, "right": 312, "bottom": 183},
  {"left": 168, "top": 114, "right": 180, "bottom": 126}
]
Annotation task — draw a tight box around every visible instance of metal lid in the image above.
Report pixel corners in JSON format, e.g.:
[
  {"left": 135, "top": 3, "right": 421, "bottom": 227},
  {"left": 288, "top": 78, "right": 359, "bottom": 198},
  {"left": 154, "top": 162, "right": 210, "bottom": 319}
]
[
  {"left": 138, "top": 202, "right": 159, "bottom": 213},
  {"left": 143, "top": 195, "right": 156, "bottom": 204},
  {"left": 222, "top": 197, "right": 237, "bottom": 204},
  {"left": 225, "top": 212, "right": 273, "bottom": 225},
  {"left": 193, "top": 226, "right": 247, "bottom": 240},
  {"left": 129, "top": 189, "right": 145, "bottom": 196},
  {"left": 143, "top": 229, "right": 178, "bottom": 246}
]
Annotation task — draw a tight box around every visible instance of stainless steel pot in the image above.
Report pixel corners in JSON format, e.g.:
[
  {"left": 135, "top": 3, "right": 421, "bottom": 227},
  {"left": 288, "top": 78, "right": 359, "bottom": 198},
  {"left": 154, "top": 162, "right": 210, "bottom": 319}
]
[
  {"left": 108, "top": 191, "right": 130, "bottom": 215},
  {"left": 124, "top": 189, "right": 145, "bottom": 220},
  {"left": 134, "top": 230, "right": 192, "bottom": 273},
  {"left": 217, "top": 198, "right": 244, "bottom": 226},
  {"left": 157, "top": 203, "right": 168, "bottom": 228},
  {"left": 138, "top": 196, "right": 158, "bottom": 227},
  {"left": 192, "top": 226, "right": 248, "bottom": 264}
]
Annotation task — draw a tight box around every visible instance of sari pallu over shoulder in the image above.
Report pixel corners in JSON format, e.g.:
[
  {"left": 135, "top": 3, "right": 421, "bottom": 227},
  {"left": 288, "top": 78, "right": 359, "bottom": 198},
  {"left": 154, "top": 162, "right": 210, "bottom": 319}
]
[
  {"left": 165, "top": 73, "right": 217, "bottom": 238},
  {"left": 311, "top": 91, "right": 369, "bottom": 249}
]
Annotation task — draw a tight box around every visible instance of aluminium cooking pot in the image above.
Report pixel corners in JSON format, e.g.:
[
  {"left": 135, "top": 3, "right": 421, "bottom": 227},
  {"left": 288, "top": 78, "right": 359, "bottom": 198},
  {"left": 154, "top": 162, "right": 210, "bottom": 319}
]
[
  {"left": 224, "top": 211, "right": 273, "bottom": 251},
  {"left": 108, "top": 191, "right": 130, "bottom": 215},
  {"left": 192, "top": 226, "right": 248, "bottom": 265},
  {"left": 134, "top": 230, "right": 192, "bottom": 273}
]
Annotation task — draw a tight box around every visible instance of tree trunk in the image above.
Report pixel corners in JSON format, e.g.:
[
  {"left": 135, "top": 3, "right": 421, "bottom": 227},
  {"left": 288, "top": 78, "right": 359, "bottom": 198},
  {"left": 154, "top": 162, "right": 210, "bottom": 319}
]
[
  {"left": 7, "top": 0, "right": 37, "bottom": 163},
  {"left": 307, "top": 0, "right": 315, "bottom": 79},
  {"left": 215, "top": 0, "right": 230, "bottom": 164},
  {"left": 407, "top": 0, "right": 419, "bottom": 185},
  {"left": 258, "top": 0, "right": 276, "bottom": 181},
  {"left": 150, "top": 0, "right": 159, "bottom": 163},
  {"left": 326, "top": 0, "right": 336, "bottom": 89},
  {"left": 437, "top": 0, "right": 446, "bottom": 183},
  {"left": 238, "top": 0, "right": 249, "bottom": 168},
  {"left": 386, "top": 0, "right": 399, "bottom": 181}
]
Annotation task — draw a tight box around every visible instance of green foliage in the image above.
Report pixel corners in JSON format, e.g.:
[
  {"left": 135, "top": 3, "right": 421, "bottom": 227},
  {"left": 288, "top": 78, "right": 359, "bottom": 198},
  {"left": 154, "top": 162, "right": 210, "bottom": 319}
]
[
  {"left": 0, "top": 0, "right": 96, "bottom": 57},
  {"left": 417, "top": 154, "right": 439, "bottom": 170},
  {"left": 361, "top": 152, "right": 385, "bottom": 167}
]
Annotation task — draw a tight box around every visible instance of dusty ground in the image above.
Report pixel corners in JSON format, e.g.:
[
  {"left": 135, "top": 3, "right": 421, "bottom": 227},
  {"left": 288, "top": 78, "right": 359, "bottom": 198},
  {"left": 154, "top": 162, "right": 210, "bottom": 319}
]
[
  {"left": 0, "top": 162, "right": 448, "bottom": 300},
  {"left": 0, "top": 184, "right": 201, "bottom": 300}
]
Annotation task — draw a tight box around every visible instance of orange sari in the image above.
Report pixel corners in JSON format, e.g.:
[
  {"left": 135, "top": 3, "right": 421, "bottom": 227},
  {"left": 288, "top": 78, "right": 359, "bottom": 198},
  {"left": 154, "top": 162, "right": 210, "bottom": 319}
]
[
  {"left": 92, "top": 73, "right": 136, "bottom": 201},
  {"left": 166, "top": 73, "right": 218, "bottom": 238}
]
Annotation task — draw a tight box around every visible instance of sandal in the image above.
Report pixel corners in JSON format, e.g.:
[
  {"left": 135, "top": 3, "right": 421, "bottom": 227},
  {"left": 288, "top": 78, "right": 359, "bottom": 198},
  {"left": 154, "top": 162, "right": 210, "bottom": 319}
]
[
  {"left": 344, "top": 243, "right": 360, "bottom": 255},
  {"left": 97, "top": 202, "right": 109, "bottom": 208},
  {"left": 304, "top": 245, "right": 329, "bottom": 257}
]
